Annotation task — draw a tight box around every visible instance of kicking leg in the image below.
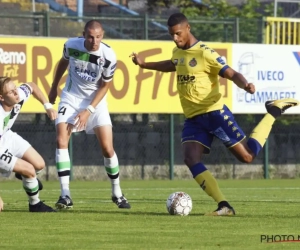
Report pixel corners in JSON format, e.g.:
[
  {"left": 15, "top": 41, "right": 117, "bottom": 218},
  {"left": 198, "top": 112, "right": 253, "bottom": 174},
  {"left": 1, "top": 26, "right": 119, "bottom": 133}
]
[{"left": 230, "top": 98, "right": 299, "bottom": 162}]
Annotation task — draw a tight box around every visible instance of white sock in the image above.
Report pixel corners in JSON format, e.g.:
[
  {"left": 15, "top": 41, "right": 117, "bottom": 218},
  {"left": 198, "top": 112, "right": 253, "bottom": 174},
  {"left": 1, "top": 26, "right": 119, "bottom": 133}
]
[
  {"left": 56, "top": 148, "right": 71, "bottom": 197},
  {"left": 36, "top": 169, "right": 42, "bottom": 176},
  {"left": 22, "top": 177, "right": 40, "bottom": 205},
  {"left": 60, "top": 176, "right": 71, "bottom": 197},
  {"left": 104, "top": 153, "right": 122, "bottom": 198}
]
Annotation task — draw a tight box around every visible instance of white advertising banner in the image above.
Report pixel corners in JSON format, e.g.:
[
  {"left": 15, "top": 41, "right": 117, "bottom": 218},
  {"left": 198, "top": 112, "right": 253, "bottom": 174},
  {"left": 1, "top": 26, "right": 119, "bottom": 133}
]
[{"left": 232, "top": 44, "right": 300, "bottom": 114}]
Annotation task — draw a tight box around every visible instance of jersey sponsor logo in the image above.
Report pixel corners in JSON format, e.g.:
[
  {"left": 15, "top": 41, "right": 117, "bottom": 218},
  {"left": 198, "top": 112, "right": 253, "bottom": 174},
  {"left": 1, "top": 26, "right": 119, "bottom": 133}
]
[
  {"left": 173, "top": 59, "right": 178, "bottom": 65},
  {"left": 19, "top": 84, "right": 31, "bottom": 97},
  {"left": 0, "top": 44, "right": 27, "bottom": 83},
  {"left": 189, "top": 58, "right": 197, "bottom": 67},
  {"left": 13, "top": 104, "right": 21, "bottom": 114},
  {"left": 97, "top": 57, "right": 105, "bottom": 66},
  {"left": 110, "top": 62, "right": 117, "bottom": 70},
  {"left": 212, "top": 127, "right": 230, "bottom": 142},
  {"left": 75, "top": 67, "right": 98, "bottom": 81},
  {"left": 9, "top": 100, "right": 24, "bottom": 120},
  {"left": 216, "top": 56, "right": 226, "bottom": 65},
  {"left": 68, "top": 48, "right": 101, "bottom": 66},
  {"left": 177, "top": 75, "right": 196, "bottom": 84}
]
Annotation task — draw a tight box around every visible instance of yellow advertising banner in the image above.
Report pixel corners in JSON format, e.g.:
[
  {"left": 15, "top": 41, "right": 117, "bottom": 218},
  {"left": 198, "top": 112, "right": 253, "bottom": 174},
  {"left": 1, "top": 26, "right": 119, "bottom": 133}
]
[{"left": 0, "top": 37, "right": 232, "bottom": 113}]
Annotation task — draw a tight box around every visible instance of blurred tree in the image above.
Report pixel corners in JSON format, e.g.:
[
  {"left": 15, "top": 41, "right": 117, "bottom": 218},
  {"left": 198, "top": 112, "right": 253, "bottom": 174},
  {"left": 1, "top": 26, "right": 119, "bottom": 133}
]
[{"left": 146, "top": 0, "right": 281, "bottom": 43}]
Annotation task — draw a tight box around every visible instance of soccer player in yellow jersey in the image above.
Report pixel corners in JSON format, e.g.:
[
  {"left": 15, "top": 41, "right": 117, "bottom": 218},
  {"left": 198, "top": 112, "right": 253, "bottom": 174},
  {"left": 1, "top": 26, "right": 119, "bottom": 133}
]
[{"left": 131, "top": 13, "right": 299, "bottom": 216}]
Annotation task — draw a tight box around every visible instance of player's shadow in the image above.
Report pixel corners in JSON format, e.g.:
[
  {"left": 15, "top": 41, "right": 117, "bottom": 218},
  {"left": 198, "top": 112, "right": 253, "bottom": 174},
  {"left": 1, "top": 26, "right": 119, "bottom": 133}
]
[
  {"left": 4, "top": 209, "right": 300, "bottom": 218},
  {"left": 1, "top": 209, "right": 31, "bottom": 213},
  {"left": 60, "top": 209, "right": 205, "bottom": 216}
]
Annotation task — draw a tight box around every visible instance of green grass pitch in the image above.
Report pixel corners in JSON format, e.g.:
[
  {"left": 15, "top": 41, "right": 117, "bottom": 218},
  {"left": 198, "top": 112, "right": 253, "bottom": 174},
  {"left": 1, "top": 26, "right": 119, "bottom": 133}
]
[{"left": 1, "top": 179, "right": 300, "bottom": 250}]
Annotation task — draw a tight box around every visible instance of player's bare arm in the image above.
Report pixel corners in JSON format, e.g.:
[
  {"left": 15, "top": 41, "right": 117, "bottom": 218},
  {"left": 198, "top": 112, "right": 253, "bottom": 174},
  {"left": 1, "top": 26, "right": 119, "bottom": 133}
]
[
  {"left": 74, "top": 79, "right": 111, "bottom": 131},
  {"left": 223, "top": 67, "right": 255, "bottom": 94},
  {"left": 0, "top": 196, "right": 3, "bottom": 212},
  {"left": 130, "top": 52, "right": 176, "bottom": 72},
  {"left": 48, "top": 57, "right": 69, "bottom": 104},
  {"left": 27, "top": 82, "right": 58, "bottom": 121}
]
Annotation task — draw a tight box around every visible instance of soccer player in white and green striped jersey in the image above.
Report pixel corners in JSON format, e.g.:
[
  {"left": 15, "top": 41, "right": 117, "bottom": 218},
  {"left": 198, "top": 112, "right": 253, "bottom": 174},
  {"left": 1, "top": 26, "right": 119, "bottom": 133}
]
[
  {"left": 48, "top": 20, "right": 130, "bottom": 210},
  {"left": 0, "top": 76, "right": 57, "bottom": 212}
]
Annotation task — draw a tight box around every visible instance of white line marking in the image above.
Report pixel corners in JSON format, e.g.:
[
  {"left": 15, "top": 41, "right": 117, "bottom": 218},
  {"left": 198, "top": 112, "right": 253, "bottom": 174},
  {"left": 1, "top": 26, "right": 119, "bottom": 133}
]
[{"left": 1, "top": 187, "right": 300, "bottom": 193}]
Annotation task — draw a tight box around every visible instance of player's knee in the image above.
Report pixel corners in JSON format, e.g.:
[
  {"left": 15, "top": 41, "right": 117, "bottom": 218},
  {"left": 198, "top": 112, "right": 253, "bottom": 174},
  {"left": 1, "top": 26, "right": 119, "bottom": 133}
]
[
  {"left": 17, "top": 164, "right": 36, "bottom": 178},
  {"left": 183, "top": 156, "right": 195, "bottom": 168},
  {"left": 237, "top": 153, "right": 254, "bottom": 164},
  {"left": 35, "top": 158, "right": 45, "bottom": 171},
  {"left": 56, "top": 136, "right": 69, "bottom": 148},
  {"left": 102, "top": 147, "right": 115, "bottom": 158}
]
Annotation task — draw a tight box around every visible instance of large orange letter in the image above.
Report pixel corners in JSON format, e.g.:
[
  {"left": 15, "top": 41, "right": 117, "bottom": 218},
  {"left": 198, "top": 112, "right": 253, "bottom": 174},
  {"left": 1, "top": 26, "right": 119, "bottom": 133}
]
[{"left": 32, "top": 46, "right": 52, "bottom": 93}]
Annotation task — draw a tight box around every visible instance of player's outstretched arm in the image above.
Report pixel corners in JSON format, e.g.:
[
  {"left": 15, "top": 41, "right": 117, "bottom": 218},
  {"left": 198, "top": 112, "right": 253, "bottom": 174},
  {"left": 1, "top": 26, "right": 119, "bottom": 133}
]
[
  {"left": 48, "top": 57, "right": 69, "bottom": 104},
  {"left": 223, "top": 67, "right": 255, "bottom": 94},
  {"left": 130, "top": 52, "right": 176, "bottom": 72},
  {"left": 0, "top": 196, "right": 3, "bottom": 212},
  {"left": 27, "top": 82, "right": 58, "bottom": 121}
]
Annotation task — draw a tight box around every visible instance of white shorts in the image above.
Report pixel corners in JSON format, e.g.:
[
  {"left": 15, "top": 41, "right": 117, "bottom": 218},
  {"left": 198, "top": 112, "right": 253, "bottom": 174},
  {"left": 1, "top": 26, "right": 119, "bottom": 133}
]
[
  {"left": 0, "top": 130, "right": 31, "bottom": 177},
  {"left": 56, "top": 92, "right": 112, "bottom": 134}
]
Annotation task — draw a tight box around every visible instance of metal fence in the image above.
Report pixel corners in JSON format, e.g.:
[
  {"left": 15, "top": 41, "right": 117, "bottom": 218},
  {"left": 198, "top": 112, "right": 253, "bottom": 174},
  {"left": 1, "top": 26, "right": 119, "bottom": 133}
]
[
  {"left": 0, "top": 12, "right": 265, "bottom": 43},
  {"left": 1, "top": 12, "right": 300, "bottom": 180},
  {"left": 265, "top": 16, "right": 300, "bottom": 44}
]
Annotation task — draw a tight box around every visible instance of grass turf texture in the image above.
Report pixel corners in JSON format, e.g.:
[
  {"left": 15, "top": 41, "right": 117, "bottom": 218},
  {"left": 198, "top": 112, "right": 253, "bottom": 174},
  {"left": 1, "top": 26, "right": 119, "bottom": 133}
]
[{"left": 1, "top": 179, "right": 300, "bottom": 250}]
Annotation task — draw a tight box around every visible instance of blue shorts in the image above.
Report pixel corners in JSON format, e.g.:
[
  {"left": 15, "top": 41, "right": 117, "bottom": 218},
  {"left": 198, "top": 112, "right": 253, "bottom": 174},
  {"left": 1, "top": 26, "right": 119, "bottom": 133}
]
[{"left": 181, "top": 105, "right": 246, "bottom": 154}]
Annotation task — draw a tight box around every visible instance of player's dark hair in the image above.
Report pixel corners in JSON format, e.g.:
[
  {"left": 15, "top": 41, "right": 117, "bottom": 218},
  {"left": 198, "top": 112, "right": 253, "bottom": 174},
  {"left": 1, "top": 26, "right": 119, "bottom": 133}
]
[
  {"left": 0, "top": 76, "right": 11, "bottom": 95},
  {"left": 84, "top": 20, "right": 103, "bottom": 32},
  {"left": 167, "top": 13, "right": 188, "bottom": 27}
]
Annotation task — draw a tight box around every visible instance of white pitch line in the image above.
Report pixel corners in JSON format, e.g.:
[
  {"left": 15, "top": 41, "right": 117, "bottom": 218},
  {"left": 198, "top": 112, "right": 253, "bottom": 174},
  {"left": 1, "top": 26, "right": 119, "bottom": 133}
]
[
  {"left": 4, "top": 199, "right": 300, "bottom": 205},
  {"left": 1, "top": 187, "right": 300, "bottom": 193}
]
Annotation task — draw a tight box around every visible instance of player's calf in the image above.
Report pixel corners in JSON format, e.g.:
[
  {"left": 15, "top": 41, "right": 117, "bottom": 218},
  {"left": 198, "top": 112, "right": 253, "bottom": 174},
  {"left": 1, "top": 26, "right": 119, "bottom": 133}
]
[{"left": 15, "top": 173, "right": 43, "bottom": 191}]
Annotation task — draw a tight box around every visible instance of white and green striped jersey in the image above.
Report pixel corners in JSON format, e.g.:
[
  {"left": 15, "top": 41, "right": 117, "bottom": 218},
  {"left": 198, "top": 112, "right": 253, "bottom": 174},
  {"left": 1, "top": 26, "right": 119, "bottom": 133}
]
[
  {"left": 62, "top": 37, "right": 117, "bottom": 100},
  {"left": 0, "top": 84, "right": 32, "bottom": 138}
]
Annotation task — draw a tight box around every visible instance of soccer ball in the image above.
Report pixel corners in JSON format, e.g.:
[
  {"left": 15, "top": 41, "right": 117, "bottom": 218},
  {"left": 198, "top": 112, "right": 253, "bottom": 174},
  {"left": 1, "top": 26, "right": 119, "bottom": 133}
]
[{"left": 166, "top": 192, "right": 192, "bottom": 216}]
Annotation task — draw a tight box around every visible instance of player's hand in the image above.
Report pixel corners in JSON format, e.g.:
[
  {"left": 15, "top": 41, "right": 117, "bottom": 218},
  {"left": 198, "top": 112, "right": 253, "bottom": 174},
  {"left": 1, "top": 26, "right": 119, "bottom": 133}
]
[
  {"left": 130, "top": 52, "right": 144, "bottom": 67},
  {"left": 46, "top": 108, "right": 58, "bottom": 121},
  {"left": 48, "top": 87, "right": 58, "bottom": 104},
  {"left": 0, "top": 196, "right": 3, "bottom": 212},
  {"left": 74, "top": 110, "right": 90, "bottom": 131},
  {"left": 244, "top": 83, "right": 255, "bottom": 94}
]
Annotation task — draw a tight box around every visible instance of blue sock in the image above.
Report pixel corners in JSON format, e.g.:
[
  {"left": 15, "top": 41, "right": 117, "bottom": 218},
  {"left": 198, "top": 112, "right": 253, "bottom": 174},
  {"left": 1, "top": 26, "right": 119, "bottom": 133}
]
[
  {"left": 247, "top": 138, "right": 262, "bottom": 156},
  {"left": 189, "top": 162, "right": 207, "bottom": 178}
]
